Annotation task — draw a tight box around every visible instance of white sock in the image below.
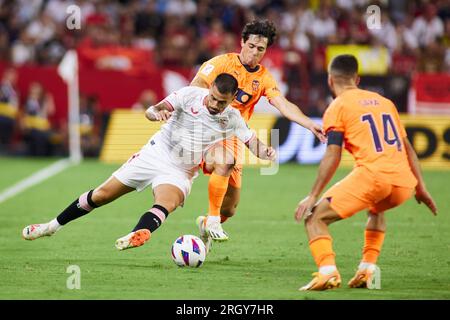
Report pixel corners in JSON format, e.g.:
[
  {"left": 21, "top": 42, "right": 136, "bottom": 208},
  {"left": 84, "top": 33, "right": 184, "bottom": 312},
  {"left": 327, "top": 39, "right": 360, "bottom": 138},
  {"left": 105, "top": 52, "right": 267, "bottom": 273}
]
[
  {"left": 319, "top": 265, "right": 337, "bottom": 275},
  {"left": 48, "top": 218, "right": 62, "bottom": 233},
  {"left": 358, "top": 262, "right": 376, "bottom": 271},
  {"left": 206, "top": 215, "right": 220, "bottom": 224}
]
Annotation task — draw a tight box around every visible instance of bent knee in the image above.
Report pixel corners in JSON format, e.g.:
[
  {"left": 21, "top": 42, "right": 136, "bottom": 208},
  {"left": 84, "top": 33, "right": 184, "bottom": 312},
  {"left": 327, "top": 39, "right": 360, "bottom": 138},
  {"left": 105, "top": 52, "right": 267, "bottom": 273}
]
[
  {"left": 304, "top": 214, "right": 317, "bottom": 227},
  {"left": 304, "top": 211, "right": 338, "bottom": 227}
]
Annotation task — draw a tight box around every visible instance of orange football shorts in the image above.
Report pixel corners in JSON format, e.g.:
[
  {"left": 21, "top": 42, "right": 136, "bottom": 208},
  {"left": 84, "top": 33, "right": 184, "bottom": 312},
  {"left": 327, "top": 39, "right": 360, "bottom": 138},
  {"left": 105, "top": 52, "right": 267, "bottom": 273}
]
[{"left": 322, "top": 166, "right": 415, "bottom": 219}]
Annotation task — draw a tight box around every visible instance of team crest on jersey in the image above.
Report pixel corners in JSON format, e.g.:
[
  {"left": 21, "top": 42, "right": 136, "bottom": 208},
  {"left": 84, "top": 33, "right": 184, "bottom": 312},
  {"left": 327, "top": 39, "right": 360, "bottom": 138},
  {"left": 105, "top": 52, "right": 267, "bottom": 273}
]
[
  {"left": 191, "top": 106, "right": 199, "bottom": 115},
  {"left": 217, "top": 116, "right": 229, "bottom": 129},
  {"left": 252, "top": 80, "right": 260, "bottom": 92}
]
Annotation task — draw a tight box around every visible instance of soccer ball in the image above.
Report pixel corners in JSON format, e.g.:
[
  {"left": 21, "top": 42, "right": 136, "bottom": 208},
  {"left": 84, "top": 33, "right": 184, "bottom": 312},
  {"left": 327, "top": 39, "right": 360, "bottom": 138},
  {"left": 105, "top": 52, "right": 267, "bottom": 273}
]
[{"left": 171, "top": 235, "right": 206, "bottom": 268}]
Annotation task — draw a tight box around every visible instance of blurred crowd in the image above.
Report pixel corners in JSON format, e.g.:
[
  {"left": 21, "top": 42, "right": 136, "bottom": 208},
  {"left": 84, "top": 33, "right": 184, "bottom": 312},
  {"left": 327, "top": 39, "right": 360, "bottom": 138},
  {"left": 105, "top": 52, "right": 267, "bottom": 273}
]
[
  {"left": 0, "top": 0, "right": 448, "bottom": 71},
  {"left": 0, "top": 0, "right": 449, "bottom": 156},
  {"left": 0, "top": 65, "right": 103, "bottom": 156}
]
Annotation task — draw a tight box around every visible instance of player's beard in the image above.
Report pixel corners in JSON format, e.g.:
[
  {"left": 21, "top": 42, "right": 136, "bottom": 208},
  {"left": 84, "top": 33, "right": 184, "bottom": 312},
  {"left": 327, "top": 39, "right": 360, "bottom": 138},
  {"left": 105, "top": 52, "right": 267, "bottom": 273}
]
[{"left": 207, "top": 107, "right": 220, "bottom": 115}]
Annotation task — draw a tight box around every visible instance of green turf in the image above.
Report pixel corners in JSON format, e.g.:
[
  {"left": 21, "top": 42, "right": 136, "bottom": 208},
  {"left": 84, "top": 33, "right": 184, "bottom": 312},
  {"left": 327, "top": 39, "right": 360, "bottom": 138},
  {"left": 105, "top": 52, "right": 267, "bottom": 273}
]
[
  {"left": 0, "top": 158, "right": 449, "bottom": 299},
  {"left": 0, "top": 157, "right": 58, "bottom": 190}
]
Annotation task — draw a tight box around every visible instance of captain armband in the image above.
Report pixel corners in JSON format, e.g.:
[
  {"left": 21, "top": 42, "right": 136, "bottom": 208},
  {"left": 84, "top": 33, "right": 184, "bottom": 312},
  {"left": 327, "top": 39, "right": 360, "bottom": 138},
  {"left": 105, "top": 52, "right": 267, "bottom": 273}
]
[{"left": 327, "top": 131, "right": 344, "bottom": 146}]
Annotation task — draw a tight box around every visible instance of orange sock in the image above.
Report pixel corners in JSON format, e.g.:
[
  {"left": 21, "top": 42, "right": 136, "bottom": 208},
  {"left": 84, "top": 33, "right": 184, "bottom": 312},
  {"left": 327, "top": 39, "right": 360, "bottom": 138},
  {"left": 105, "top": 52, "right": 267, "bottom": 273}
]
[
  {"left": 362, "top": 229, "right": 385, "bottom": 264},
  {"left": 309, "top": 235, "right": 336, "bottom": 267},
  {"left": 208, "top": 173, "right": 229, "bottom": 216}
]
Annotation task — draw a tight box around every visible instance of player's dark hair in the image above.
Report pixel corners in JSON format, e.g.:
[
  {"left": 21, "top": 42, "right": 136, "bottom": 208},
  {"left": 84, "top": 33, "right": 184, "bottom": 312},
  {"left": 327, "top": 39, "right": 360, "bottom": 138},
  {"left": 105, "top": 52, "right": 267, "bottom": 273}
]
[
  {"left": 329, "top": 54, "right": 359, "bottom": 77},
  {"left": 213, "top": 73, "right": 238, "bottom": 95},
  {"left": 242, "top": 19, "right": 277, "bottom": 47}
]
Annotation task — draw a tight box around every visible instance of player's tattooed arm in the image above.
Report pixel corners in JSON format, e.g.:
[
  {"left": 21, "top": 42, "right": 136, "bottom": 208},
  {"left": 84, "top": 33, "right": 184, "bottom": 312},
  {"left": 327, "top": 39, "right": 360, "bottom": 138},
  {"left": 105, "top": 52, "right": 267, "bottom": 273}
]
[
  {"left": 145, "top": 101, "right": 173, "bottom": 122},
  {"left": 245, "top": 135, "right": 276, "bottom": 161}
]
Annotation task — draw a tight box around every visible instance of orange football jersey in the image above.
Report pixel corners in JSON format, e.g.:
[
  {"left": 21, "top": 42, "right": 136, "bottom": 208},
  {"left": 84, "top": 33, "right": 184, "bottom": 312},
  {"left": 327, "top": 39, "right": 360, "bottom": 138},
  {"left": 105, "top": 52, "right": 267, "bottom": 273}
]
[
  {"left": 194, "top": 53, "right": 281, "bottom": 122},
  {"left": 323, "top": 88, "right": 417, "bottom": 188}
]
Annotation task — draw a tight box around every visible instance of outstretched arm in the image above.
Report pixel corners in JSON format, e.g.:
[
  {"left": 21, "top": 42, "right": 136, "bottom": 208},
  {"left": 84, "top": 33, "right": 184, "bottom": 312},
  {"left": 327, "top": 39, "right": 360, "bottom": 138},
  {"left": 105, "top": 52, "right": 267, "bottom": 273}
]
[
  {"left": 270, "top": 96, "right": 326, "bottom": 143},
  {"left": 294, "top": 142, "right": 342, "bottom": 222},
  {"left": 404, "top": 138, "right": 437, "bottom": 215},
  {"left": 245, "top": 135, "right": 276, "bottom": 161},
  {"left": 145, "top": 101, "right": 173, "bottom": 122}
]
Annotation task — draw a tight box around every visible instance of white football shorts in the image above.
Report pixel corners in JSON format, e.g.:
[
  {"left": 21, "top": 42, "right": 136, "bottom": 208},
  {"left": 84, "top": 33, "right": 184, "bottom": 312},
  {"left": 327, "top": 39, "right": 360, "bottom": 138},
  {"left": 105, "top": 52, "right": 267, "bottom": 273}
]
[{"left": 112, "top": 135, "right": 196, "bottom": 199}]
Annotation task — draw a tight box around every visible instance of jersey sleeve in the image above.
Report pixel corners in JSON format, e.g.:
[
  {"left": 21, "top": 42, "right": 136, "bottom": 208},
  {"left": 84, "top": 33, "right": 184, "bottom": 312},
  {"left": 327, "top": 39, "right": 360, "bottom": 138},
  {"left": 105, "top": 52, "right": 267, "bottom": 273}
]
[
  {"left": 163, "top": 86, "right": 194, "bottom": 112},
  {"left": 262, "top": 71, "right": 282, "bottom": 101},
  {"left": 232, "top": 112, "right": 256, "bottom": 143},
  {"left": 323, "top": 100, "right": 345, "bottom": 134},
  {"left": 163, "top": 90, "right": 182, "bottom": 112},
  {"left": 194, "top": 55, "right": 228, "bottom": 86}
]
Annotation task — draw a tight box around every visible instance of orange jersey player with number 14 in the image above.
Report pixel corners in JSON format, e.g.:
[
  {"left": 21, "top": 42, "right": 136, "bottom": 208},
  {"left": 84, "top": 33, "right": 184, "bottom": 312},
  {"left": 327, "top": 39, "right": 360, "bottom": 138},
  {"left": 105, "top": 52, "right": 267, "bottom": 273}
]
[
  {"left": 190, "top": 20, "right": 326, "bottom": 250},
  {"left": 294, "top": 54, "right": 437, "bottom": 291}
]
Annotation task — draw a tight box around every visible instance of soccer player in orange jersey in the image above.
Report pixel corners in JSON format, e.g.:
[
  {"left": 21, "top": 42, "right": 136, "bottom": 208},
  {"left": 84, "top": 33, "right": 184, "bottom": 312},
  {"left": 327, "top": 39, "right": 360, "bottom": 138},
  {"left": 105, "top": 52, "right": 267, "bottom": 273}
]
[
  {"left": 191, "top": 20, "right": 325, "bottom": 246},
  {"left": 294, "top": 54, "right": 437, "bottom": 291}
]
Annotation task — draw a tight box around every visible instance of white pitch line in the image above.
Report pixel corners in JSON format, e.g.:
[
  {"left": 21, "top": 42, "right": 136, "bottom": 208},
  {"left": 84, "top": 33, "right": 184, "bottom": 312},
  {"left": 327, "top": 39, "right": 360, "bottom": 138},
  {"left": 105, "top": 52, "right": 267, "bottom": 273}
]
[{"left": 0, "top": 159, "right": 74, "bottom": 204}]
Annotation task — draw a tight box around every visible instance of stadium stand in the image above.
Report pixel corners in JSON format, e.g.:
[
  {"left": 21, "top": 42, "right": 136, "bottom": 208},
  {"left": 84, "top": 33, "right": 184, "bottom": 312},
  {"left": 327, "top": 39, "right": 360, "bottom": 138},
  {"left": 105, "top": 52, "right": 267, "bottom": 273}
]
[{"left": 0, "top": 0, "right": 448, "bottom": 157}]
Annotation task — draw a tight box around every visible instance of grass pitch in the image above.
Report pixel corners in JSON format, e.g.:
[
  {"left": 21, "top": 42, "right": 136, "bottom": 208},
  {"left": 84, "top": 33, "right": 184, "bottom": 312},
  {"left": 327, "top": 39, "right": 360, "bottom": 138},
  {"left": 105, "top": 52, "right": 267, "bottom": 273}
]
[{"left": 0, "top": 157, "right": 449, "bottom": 300}]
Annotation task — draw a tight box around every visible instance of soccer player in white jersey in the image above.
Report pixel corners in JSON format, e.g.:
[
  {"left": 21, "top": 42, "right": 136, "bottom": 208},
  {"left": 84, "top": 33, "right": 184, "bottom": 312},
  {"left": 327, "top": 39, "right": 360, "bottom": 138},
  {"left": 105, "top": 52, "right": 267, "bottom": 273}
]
[{"left": 22, "top": 73, "right": 276, "bottom": 251}]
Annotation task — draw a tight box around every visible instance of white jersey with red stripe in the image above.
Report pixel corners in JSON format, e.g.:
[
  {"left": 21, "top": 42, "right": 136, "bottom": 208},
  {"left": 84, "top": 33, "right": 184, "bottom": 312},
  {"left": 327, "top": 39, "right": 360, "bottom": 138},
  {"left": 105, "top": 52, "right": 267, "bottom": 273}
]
[{"left": 149, "top": 86, "right": 254, "bottom": 172}]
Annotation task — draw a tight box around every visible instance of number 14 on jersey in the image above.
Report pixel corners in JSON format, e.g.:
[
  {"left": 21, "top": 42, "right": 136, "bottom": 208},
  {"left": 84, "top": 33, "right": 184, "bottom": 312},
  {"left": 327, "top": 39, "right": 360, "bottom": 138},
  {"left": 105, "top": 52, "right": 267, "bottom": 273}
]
[{"left": 361, "top": 113, "right": 402, "bottom": 152}]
